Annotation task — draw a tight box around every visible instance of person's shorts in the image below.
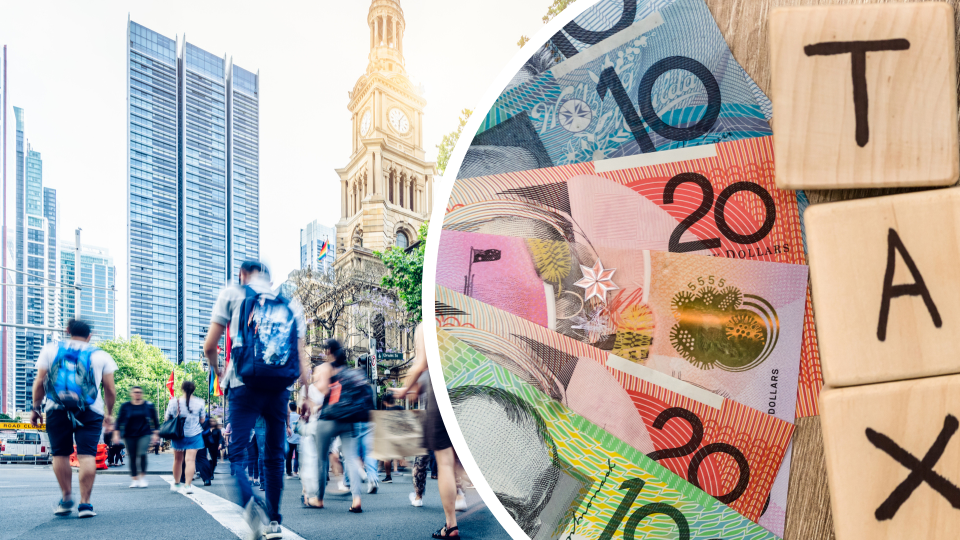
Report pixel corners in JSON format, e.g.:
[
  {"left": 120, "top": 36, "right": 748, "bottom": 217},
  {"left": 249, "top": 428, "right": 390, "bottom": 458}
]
[
  {"left": 46, "top": 408, "right": 104, "bottom": 457},
  {"left": 172, "top": 433, "right": 205, "bottom": 451},
  {"left": 329, "top": 436, "right": 341, "bottom": 455}
]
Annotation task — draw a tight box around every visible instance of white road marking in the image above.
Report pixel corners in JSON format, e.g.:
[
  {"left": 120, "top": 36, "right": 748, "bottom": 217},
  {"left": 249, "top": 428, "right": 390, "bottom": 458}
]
[{"left": 160, "top": 476, "right": 305, "bottom": 540}]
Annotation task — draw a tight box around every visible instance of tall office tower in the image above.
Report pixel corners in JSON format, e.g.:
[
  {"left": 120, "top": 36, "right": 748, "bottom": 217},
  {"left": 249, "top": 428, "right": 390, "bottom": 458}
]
[
  {"left": 179, "top": 41, "right": 228, "bottom": 365},
  {"left": 300, "top": 220, "right": 337, "bottom": 274},
  {"left": 1, "top": 44, "right": 7, "bottom": 413},
  {"left": 127, "top": 20, "right": 259, "bottom": 364},
  {"left": 226, "top": 62, "right": 259, "bottom": 281},
  {"left": 127, "top": 21, "right": 178, "bottom": 361},
  {"left": 59, "top": 243, "right": 115, "bottom": 343},
  {"left": 43, "top": 188, "right": 58, "bottom": 337},
  {"left": 13, "top": 108, "right": 58, "bottom": 412}
]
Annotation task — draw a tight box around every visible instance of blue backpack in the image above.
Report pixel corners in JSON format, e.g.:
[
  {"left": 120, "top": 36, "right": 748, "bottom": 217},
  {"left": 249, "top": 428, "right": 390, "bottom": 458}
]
[
  {"left": 44, "top": 343, "right": 99, "bottom": 413},
  {"left": 234, "top": 286, "right": 300, "bottom": 391}
]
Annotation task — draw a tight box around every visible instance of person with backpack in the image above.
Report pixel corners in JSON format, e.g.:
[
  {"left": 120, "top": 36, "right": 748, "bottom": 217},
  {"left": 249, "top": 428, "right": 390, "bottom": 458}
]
[
  {"left": 165, "top": 380, "right": 206, "bottom": 494},
  {"left": 30, "top": 319, "right": 118, "bottom": 518},
  {"left": 302, "top": 338, "right": 370, "bottom": 513},
  {"left": 115, "top": 385, "right": 160, "bottom": 488},
  {"left": 205, "top": 260, "right": 309, "bottom": 540}
]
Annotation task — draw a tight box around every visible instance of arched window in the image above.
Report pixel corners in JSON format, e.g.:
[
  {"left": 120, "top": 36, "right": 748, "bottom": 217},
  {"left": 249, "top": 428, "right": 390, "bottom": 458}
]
[{"left": 395, "top": 230, "right": 409, "bottom": 249}]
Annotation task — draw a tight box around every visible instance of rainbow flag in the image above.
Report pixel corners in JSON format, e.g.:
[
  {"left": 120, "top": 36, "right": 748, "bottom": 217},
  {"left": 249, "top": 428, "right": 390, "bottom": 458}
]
[
  {"left": 318, "top": 240, "right": 328, "bottom": 261},
  {"left": 210, "top": 369, "right": 222, "bottom": 397}
]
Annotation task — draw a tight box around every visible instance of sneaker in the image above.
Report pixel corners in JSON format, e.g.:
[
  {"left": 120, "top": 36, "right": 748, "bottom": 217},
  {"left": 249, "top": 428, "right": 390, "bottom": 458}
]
[
  {"left": 182, "top": 485, "right": 195, "bottom": 494},
  {"left": 243, "top": 499, "right": 269, "bottom": 540},
  {"left": 77, "top": 503, "right": 96, "bottom": 518},
  {"left": 170, "top": 483, "right": 181, "bottom": 492},
  {"left": 129, "top": 480, "right": 140, "bottom": 488},
  {"left": 53, "top": 498, "right": 74, "bottom": 516},
  {"left": 409, "top": 492, "right": 423, "bottom": 507},
  {"left": 138, "top": 478, "right": 149, "bottom": 488},
  {"left": 264, "top": 521, "right": 283, "bottom": 540},
  {"left": 367, "top": 481, "right": 378, "bottom": 495},
  {"left": 203, "top": 480, "right": 212, "bottom": 486},
  {"left": 383, "top": 477, "right": 393, "bottom": 483},
  {"left": 455, "top": 494, "right": 467, "bottom": 511},
  {"left": 252, "top": 480, "right": 261, "bottom": 487},
  {"left": 359, "top": 469, "right": 368, "bottom": 482},
  {"left": 337, "top": 480, "right": 349, "bottom": 492}
]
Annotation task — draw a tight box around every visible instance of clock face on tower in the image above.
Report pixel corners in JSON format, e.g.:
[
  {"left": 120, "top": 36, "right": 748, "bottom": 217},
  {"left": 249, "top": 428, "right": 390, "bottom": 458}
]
[
  {"left": 389, "top": 108, "right": 410, "bottom": 134},
  {"left": 360, "top": 111, "right": 371, "bottom": 136}
]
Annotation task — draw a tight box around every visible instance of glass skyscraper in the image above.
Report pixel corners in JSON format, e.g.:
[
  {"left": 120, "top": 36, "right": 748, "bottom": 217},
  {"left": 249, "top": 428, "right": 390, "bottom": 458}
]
[
  {"left": 59, "top": 243, "right": 116, "bottom": 343},
  {"left": 127, "top": 19, "right": 259, "bottom": 363},
  {"left": 127, "top": 21, "right": 178, "bottom": 360},
  {"left": 227, "top": 63, "right": 259, "bottom": 282},
  {"left": 13, "top": 107, "right": 57, "bottom": 412},
  {"left": 300, "top": 220, "right": 337, "bottom": 274}
]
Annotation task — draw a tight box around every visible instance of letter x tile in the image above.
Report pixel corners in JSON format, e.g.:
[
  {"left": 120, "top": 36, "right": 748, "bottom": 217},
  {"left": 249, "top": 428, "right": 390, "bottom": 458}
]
[
  {"left": 769, "top": 3, "right": 958, "bottom": 189},
  {"left": 806, "top": 188, "right": 960, "bottom": 387},
  {"left": 821, "top": 375, "right": 960, "bottom": 540}
]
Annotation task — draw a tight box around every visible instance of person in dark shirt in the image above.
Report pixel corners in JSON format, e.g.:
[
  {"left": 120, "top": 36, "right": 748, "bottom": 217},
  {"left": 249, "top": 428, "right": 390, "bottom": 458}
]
[
  {"left": 205, "top": 418, "right": 223, "bottom": 472},
  {"left": 114, "top": 386, "right": 160, "bottom": 488}
]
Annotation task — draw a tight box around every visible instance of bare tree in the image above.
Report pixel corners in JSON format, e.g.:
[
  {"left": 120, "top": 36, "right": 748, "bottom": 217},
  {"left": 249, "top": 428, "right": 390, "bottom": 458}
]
[{"left": 289, "top": 262, "right": 386, "bottom": 348}]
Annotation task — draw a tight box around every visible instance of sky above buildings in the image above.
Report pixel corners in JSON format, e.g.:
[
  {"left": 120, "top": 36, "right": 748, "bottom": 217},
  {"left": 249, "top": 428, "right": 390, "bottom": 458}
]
[{"left": 0, "top": 0, "right": 546, "bottom": 335}]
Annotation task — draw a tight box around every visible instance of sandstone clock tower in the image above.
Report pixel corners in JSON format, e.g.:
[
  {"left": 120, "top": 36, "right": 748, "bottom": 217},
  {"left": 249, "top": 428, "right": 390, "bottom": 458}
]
[{"left": 335, "top": 0, "right": 435, "bottom": 267}]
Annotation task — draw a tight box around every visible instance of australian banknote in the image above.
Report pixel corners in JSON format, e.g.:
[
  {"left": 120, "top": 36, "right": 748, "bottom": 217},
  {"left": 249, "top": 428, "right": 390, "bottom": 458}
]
[
  {"left": 437, "top": 328, "right": 781, "bottom": 540},
  {"left": 443, "top": 135, "right": 821, "bottom": 422},
  {"left": 505, "top": 0, "right": 773, "bottom": 121},
  {"left": 459, "top": 0, "right": 771, "bottom": 180},
  {"left": 436, "top": 289, "right": 794, "bottom": 522},
  {"left": 435, "top": 233, "right": 808, "bottom": 426}
]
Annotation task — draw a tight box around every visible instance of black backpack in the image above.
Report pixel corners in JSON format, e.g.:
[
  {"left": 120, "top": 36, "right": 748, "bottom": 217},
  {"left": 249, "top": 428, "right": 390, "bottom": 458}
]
[
  {"left": 233, "top": 286, "right": 300, "bottom": 391},
  {"left": 320, "top": 368, "right": 372, "bottom": 422}
]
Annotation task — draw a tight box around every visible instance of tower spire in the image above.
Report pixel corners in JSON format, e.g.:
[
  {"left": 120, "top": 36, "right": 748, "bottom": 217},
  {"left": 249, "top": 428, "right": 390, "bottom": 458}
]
[{"left": 367, "top": 0, "right": 406, "bottom": 75}]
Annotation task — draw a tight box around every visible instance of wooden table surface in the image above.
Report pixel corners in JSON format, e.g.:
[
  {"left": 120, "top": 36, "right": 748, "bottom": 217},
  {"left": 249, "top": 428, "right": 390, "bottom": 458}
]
[{"left": 698, "top": 0, "right": 960, "bottom": 538}]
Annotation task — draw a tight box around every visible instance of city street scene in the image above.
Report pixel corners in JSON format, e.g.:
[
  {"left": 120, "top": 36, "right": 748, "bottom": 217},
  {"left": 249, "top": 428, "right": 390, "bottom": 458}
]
[
  {"left": 0, "top": 0, "right": 556, "bottom": 538},
  {"left": 2, "top": 452, "right": 507, "bottom": 540}
]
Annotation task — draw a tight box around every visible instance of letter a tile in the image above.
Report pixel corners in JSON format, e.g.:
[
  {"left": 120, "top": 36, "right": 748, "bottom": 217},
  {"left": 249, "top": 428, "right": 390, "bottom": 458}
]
[
  {"left": 770, "top": 3, "right": 958, "bottom": 189},
  {"left": 821, "top": 375, "right": 960, "bottom": 540},
  {"left": 806, "top": 188, "right": 960, "bottom": 387}
]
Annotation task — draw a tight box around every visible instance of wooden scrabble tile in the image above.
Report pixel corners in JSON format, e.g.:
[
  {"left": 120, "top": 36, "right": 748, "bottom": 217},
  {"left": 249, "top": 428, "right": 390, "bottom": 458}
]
[
  {"left": 769, "top": 3, "right": 958, "bottom": 189},
  {"left": 806, "top": 188, "right": 960, "bottom": 387},
  {"left": 820, "top": 375, "right": 960, "bottom": 540}
]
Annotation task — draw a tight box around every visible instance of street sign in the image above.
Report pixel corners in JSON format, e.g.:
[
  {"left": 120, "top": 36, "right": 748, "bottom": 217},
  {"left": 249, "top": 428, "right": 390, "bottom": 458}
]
[
  {"left": 380, "top": 352, "right": 403, "bottom": 361},
  {"left": 0, "top": 422, "right": 44, "bottom": 431}
]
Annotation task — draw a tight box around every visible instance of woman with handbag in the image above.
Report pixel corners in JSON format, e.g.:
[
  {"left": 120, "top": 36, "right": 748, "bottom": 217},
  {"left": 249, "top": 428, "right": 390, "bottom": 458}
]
[{"left": 163, "top": 380, "right": 206, "bottom": 494}]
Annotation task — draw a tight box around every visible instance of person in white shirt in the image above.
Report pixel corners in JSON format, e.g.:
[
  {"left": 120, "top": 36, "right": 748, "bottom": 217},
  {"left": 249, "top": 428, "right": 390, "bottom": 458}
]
[
  {"left": 204, "top": 260, "right": 309, "bottom": 540},
  {"left": 165, "top": 380, "right": 206, "bottom": 494},
  {"left": 30, "top": 319, "right": 118, "bottom": 518}
]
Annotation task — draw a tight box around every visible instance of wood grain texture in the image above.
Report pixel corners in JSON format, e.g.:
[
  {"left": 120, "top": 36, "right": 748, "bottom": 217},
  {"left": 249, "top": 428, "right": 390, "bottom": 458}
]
[
  {"left": 769, "top": 3, "right": 958, "bottom": 189},
  {"left": 820, "top": 376, "right": 960, "bottom": 540},
  {"left": 698, "top": 0, "right": 960, "bottom": 538},
  {"left": 805, "top": 189, "right": 960, "bottom": 387}
]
